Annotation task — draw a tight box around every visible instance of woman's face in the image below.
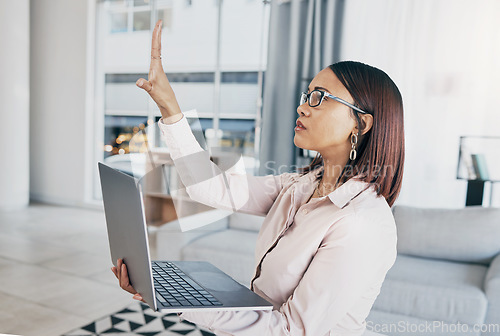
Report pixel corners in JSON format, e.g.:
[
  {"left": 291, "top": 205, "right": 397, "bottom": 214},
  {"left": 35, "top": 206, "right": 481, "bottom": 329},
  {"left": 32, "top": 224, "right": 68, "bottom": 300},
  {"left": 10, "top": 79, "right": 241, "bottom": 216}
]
[{"left": 294, "top": 68, "right": 358, "bottom": 156}]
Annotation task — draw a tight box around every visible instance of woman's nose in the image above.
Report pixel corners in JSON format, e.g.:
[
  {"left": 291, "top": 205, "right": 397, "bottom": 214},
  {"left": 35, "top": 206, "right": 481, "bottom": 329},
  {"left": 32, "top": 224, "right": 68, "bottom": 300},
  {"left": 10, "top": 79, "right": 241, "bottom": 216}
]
[{"left": 297, "top": 103, "right": 311, "bottom": 117}]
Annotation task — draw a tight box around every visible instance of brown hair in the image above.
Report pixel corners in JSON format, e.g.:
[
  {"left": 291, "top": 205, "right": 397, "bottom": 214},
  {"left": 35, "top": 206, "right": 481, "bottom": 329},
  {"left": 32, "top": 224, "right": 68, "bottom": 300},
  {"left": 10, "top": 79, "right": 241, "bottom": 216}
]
[{"left": 299, "top": 61, "right": 405, "bottom": 207}]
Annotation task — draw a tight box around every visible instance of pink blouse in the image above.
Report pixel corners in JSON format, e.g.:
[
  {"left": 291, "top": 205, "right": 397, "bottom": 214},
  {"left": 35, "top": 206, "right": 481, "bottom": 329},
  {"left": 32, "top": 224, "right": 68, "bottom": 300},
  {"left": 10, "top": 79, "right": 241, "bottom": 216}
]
[{"left": 158, "top": 114, "right": 397, "bottom": 336}]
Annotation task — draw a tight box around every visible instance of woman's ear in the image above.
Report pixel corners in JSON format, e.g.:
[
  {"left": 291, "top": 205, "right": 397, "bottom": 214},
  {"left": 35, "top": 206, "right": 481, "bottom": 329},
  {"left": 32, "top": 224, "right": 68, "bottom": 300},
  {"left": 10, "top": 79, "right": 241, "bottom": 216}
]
[{"left": 358, "top": 113, "right": 374, "bottom": 135}]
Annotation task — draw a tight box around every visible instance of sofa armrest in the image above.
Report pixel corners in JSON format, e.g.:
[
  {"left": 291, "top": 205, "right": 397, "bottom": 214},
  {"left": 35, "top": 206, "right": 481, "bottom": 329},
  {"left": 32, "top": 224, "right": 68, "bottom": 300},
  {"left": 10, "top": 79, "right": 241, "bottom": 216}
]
[
  {"left": 483, "top": 253, "right": 500, "bottom": 335},
  {"left": 149, "top": 209, "right": 232, "bottom": 260}
]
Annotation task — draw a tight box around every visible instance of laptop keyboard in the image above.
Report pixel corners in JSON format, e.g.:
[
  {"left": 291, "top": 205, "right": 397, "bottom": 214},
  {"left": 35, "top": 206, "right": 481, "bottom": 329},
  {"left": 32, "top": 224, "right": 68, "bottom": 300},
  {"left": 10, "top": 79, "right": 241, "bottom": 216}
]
[{"left": 152, "top": 261, "right": 223, "bottom": 307}]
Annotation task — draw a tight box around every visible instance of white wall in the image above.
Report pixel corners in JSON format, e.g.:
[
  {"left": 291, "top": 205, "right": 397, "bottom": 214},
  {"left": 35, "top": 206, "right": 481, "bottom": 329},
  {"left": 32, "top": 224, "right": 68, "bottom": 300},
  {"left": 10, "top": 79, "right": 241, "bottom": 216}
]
[
  {"left": 30, "top": 0, "right": 91, "bottom": 207},
  {"left": 0, "top": 0, "right": 30, "bottom": 210},
  {"left": 341, "top": 0, "right": 500, "bottom": 208}
]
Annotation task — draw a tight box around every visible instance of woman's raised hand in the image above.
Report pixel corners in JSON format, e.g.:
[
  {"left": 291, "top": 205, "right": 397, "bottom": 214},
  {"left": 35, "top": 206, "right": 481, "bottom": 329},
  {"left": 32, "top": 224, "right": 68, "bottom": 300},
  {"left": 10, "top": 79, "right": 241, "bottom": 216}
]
[{"left": 136, "top": 19, "right": 182, "bottom": 119}]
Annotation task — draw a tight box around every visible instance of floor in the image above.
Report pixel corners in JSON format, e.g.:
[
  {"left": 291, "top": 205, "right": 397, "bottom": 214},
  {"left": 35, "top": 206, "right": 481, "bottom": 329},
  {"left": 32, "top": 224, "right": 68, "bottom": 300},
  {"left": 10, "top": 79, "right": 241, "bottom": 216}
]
[{"left": 0, "top": 202, "right": 155, "bottom": 336}]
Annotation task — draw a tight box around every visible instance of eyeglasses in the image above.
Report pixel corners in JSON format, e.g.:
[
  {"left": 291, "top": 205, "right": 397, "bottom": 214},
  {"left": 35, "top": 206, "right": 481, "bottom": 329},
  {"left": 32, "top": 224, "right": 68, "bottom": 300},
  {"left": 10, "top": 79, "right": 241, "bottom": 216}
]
[{"left": 299, "top": 89, "right": 370, "bottom": 115}]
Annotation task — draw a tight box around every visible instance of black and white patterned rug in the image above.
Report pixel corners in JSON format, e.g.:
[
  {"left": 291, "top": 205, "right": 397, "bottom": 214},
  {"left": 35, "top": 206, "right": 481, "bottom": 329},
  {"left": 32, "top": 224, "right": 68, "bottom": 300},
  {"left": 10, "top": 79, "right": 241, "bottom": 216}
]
[{"left": 62, "top": 301, "right": 215, "bottom": 336}]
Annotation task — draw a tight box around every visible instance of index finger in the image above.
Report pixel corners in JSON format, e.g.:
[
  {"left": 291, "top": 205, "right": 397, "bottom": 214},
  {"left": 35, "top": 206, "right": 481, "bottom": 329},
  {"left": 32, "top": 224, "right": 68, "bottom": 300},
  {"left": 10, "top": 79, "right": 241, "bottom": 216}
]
[{"left": 151, "top": 20, "right": 163, "bottom": 64}]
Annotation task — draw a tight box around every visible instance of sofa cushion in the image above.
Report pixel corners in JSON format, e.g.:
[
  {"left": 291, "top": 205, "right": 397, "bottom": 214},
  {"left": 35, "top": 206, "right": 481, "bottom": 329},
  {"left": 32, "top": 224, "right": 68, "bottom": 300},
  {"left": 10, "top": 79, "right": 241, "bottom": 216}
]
[
  {"left": 387, "top": 254, "right": 488, "bottom": 289},
  {"left": 228, "top": 212, "right": 265, "bottom": 232},
  {"left": 393, "top": 205, "right": 500, "bottom": 265},
  {"left": 372, "top": 255, "right": 488, "bottom": 325},
  {"left": 181, "top": 229, "right": 258, "bottom": 286}
]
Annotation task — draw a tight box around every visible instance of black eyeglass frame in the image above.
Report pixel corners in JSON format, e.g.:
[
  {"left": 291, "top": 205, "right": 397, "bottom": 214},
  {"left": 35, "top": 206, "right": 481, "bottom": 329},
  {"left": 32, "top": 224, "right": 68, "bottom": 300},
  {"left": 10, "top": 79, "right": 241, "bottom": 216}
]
[{"left": 300, "top": 89, "right": 371, "bottom": 115}]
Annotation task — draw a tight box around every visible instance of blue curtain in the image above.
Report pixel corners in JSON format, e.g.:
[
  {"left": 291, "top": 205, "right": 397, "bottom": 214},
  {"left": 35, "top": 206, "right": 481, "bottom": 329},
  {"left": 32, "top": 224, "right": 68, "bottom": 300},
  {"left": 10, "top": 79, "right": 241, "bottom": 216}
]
[{"left": 259, "top": 0, "right": 345, "bottom": 175}]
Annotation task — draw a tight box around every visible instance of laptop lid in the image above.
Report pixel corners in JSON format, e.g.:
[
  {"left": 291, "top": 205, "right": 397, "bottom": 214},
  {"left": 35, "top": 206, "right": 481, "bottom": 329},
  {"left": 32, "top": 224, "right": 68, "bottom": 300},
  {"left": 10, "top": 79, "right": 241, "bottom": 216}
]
[{"left": 98, "top": 162, "right": 157, "bottom": 311}]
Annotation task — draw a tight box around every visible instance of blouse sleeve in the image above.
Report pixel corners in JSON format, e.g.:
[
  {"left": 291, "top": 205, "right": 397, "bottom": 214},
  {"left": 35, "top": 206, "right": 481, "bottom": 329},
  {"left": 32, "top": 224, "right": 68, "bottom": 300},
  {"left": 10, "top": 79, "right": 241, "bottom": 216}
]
[
  {"left": 180, "top": 211, "right": 397, "bottom": 335},
  {"left": 158, "top": 112, "right": 297, "bottom": 217}
]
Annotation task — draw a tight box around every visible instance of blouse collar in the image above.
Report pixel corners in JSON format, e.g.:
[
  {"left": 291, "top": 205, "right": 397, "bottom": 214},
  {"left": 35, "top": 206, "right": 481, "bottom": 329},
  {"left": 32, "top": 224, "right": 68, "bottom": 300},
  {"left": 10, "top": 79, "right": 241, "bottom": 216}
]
[{"left": 305, "top": 166, "right": 373, "bottom": 208}]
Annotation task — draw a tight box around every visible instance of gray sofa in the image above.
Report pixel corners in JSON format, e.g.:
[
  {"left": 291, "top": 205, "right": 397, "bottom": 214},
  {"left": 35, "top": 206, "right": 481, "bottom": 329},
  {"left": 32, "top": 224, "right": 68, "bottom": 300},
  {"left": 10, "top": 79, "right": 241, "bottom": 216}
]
[{"left": 151, "top": 205, "right": 500, "bottom": 336}]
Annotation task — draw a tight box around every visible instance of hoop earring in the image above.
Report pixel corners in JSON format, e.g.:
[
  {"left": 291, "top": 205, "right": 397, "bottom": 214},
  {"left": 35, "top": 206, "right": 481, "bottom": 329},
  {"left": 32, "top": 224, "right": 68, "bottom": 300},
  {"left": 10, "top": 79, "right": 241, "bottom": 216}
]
[{"left": 349, "top": 132, "right": 358, "bottom": 161}]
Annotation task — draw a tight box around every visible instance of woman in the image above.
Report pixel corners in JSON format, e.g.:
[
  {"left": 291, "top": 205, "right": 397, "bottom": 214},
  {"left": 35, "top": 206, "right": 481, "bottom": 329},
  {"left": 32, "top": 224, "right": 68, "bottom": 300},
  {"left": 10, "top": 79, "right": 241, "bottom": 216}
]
[{"left": 112, "top": 19, "right": 404, "bottom": 336}]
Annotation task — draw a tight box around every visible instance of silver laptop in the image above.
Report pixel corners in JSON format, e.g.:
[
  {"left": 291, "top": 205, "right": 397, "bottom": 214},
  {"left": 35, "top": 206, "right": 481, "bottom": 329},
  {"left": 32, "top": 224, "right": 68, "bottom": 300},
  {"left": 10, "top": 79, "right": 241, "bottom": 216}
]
[{"left": 98, "top": 162, "right": 272, "bottom": 313}]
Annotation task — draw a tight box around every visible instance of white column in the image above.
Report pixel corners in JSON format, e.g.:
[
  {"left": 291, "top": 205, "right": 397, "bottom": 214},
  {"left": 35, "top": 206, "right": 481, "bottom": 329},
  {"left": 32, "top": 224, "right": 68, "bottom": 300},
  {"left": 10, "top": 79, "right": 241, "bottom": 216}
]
[{"left": 0, "top": 0, "right": 30, "bottom": 210}]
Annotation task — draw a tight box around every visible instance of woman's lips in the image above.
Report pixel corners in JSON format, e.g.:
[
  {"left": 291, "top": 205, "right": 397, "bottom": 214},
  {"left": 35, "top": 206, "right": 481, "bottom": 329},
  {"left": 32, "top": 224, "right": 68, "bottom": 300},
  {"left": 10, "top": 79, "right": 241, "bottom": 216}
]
[{"left": 295, "top": 120, "right": 306, "bottom": 131}]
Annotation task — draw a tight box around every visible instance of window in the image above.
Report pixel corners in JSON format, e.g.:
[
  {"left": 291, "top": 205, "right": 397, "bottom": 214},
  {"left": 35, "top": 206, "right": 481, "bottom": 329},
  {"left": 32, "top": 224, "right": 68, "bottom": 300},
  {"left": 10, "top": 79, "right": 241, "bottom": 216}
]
[
  {"left": 93, "top": 0, "right": 270, "bottom": 200},
  {"left": 106, "top": 0, "right": 174, "bottom": 34}
]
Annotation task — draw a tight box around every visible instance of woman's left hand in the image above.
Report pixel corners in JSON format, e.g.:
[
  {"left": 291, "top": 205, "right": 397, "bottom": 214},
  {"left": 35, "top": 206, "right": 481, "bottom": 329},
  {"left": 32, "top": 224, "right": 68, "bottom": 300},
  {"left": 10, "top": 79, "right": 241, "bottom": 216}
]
[{"left": 111, "top": 258, "right": 146, "bottom": 303}]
